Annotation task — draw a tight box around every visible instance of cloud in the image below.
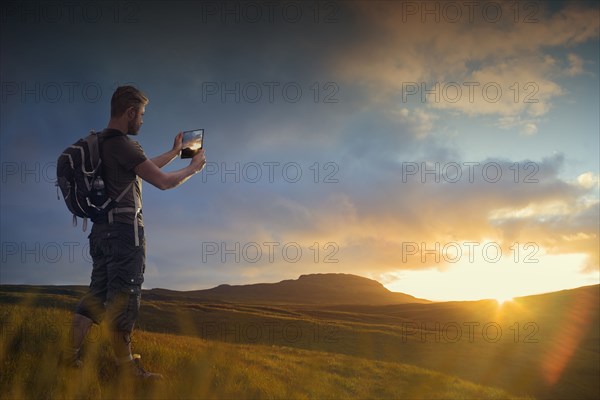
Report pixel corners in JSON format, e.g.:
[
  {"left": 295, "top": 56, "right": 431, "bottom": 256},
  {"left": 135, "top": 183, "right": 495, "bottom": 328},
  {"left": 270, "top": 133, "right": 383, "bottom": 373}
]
[
  {"left": 148, "top": 153, "right": 598, "bottom": 286},
  {"left": 577, "top": 172, "right": 600, "bottom": 189},
  {"left": 522, "top": 123, "right": 538, "bottom": 135},
  {"left": 496, "top": 115, "right": 541, "bottom": 136},
  {"left": 433, "top": 55, "right": 563, "bottom": 117},
  {"left": 330, "top": 1, "right": 599, "bottom": 122},
  {"left": 565, "top": 53, "right": 585, "bottom": 77},
  {"left": 389, "top": 107, "right": 438, "bottom": 138}
]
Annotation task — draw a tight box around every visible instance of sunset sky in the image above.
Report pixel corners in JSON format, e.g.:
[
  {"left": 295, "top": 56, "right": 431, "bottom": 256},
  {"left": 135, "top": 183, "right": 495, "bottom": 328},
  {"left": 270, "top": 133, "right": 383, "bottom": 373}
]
[{"left": 1, "top": 1, "right": 599, "bottom": 301}]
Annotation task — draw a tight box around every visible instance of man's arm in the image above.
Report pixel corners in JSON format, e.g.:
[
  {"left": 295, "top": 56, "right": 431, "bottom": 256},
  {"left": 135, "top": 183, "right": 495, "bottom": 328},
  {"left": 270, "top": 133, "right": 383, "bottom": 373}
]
[
  {"left": 135, "top": 149, "right": 206, "bottom": 190},
  {"left": 151, "top": 132, "right": 183, "bottom": 169},
  {"left": 151, "top": 148, "right": 179, "bottom": 169}
]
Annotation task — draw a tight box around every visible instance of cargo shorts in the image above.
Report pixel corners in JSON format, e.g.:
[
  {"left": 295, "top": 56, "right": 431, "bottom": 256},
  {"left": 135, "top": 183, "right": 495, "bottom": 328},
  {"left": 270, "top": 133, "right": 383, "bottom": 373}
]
[{"left": 75, "top": 222, "right": 145, "bottom": 332}]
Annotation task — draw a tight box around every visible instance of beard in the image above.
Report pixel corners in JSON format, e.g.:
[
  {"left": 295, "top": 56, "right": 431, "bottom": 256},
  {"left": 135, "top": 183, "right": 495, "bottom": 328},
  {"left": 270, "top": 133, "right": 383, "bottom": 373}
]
[{"left": 128, "top": 119, "right": 141, "bottom": 135}]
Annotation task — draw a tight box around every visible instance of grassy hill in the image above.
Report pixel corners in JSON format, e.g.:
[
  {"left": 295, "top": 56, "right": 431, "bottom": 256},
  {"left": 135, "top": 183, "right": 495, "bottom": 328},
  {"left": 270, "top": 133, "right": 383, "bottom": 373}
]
[
  {"left": 0, "top": 305, "right": 526, "bottom": 400},
  {"left": 1, "top": 280, "right": 598, "bottom": 399}
]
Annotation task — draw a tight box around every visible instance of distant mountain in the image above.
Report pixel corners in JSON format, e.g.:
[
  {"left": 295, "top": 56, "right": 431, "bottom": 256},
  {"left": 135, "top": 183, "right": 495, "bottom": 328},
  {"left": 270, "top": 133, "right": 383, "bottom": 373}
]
[{"left": 146, "top": 273, "right": 430, "bottom": 305}]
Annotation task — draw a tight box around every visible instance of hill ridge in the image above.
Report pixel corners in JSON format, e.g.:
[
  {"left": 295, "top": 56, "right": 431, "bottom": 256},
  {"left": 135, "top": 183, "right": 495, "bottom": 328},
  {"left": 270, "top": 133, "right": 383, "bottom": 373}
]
[{"left": 178, "top": 272, "right": 430, "bottom": 305}]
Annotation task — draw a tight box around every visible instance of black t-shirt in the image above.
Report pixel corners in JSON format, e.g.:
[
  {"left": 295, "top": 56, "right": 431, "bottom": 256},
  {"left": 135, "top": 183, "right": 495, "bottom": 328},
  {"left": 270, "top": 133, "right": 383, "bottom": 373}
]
[{"left": 99, "top": 129, "right": 147, "bottom": 226}]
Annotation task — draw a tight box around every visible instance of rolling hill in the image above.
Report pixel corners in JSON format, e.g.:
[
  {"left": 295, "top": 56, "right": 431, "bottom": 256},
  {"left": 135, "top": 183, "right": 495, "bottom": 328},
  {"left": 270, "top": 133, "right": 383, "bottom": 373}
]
[
  {"left": 141, "top": 273, "right": 430, "bottom": 305},
  {"left": 0, "top": 305, "right": 528, "bottom": 400},
  {"left": 1, "top": 276, "right": 598, "bottom": 399}
]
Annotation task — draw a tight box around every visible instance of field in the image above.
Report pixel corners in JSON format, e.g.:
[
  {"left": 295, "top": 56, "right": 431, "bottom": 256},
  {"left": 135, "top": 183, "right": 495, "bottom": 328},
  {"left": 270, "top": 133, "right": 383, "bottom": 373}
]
[{"left": 1, "top": 283, "right": 598, "bottom": 399}]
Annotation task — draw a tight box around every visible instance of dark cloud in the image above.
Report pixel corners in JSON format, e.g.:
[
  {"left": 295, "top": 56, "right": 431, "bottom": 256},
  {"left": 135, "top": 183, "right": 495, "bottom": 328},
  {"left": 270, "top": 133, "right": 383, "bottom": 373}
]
[{"left": 1, "top": 1, "right": 598, "bottom": 292}]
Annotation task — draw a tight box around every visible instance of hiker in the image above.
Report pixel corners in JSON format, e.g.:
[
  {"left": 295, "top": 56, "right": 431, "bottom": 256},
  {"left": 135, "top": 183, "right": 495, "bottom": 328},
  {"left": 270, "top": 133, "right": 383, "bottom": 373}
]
[{"left": 59, "top": 86, "right": 206, "bottom": 379}]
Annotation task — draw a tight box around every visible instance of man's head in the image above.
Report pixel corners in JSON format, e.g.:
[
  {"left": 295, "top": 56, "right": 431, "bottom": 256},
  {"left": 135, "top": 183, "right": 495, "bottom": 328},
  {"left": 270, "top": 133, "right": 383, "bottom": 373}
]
[{"left": 110, "top": 86, "right": 149, "bottom": 135}]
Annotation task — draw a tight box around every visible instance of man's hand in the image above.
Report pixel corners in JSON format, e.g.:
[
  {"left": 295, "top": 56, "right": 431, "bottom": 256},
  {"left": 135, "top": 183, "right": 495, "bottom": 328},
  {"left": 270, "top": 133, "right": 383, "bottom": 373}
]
[
  {"left": 191, "top": 149, "right": 206, "bottom": 173},
  {"left": 136, "top": 148, "right": 206, "bottom": 190},
  {"left": 172, "top": 132, "right": 184, "bottom": 155},
  {"left": 151, "top": 132, "right": 184, "bottom": 168}
]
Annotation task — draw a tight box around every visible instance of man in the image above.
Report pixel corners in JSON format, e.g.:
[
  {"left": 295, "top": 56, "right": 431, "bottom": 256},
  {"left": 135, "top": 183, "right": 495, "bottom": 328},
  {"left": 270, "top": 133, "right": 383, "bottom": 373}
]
[{"left": 60, "top": 86, "right": 205, "bottom": 379}]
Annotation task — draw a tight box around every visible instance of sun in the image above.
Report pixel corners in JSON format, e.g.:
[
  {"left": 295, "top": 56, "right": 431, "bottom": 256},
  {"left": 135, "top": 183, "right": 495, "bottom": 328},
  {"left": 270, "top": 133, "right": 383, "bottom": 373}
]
[{"left": 495, "top": 295, "right": 514, "bottom": 305}]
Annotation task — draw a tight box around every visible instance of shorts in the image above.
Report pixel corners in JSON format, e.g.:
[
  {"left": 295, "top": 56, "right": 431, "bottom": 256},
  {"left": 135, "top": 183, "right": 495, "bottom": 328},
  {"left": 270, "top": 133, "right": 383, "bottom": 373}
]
[{"left": 75, "top": 222, "right": 145, "bottom": 333}]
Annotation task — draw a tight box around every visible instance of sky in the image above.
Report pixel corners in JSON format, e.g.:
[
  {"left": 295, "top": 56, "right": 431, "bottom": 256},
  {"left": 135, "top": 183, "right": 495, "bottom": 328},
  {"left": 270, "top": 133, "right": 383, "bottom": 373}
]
[{"left": 1, "top": 0, "right": 599, "bottom": 301}]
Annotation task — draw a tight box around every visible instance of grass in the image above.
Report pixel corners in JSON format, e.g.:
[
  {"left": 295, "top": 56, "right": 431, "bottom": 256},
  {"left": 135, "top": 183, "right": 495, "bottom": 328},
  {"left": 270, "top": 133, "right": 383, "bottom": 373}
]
[
  {"left": 2, "top": 284, "right": 599, "bottom": 399},
  {"left": 0, "top": 303, "right": 528, "bottom": 400}
]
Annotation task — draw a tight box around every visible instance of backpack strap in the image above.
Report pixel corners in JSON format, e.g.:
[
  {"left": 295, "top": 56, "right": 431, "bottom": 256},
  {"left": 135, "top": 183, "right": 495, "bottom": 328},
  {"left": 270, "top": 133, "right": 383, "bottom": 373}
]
[
  {"left": 107, "top": 180, "right": 142, "bottom": 246},
  {"left": 88, "top": 130, "right": 101, "bottom": 171},
  {"left": 97, "top": 129, "right": 142, "bottom": 246}
]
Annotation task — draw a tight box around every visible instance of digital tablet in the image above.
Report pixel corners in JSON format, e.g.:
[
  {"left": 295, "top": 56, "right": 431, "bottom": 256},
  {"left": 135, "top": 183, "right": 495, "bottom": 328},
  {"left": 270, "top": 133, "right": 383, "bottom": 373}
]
[{"left": 181, "top": 129, "right": 204, "bottom": 158}]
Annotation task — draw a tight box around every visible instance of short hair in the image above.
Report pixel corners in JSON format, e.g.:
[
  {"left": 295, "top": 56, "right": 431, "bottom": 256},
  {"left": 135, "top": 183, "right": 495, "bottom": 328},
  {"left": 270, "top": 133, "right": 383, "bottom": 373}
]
[{"left": 110, "top": 86, "right": 149, "bottom": 117}]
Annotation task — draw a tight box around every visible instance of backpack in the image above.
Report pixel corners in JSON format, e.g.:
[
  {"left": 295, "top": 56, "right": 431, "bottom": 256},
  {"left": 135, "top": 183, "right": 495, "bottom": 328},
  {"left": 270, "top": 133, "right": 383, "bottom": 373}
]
[{"left": 56, "top": 130, "right": 131, "bottom": 231}]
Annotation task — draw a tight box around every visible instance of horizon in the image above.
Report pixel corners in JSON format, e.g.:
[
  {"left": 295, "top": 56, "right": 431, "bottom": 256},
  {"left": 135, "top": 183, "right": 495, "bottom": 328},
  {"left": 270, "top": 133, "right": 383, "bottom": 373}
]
[
  {"left": 2, "top": 272, "right": 598, "bottom": 303},
  {"left": 1, "top": 1, "right": 599, "bottom": 303}
]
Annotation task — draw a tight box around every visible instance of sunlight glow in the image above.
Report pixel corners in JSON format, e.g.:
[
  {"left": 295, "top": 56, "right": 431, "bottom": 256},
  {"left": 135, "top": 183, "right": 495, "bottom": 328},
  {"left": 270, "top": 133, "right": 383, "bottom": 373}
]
[
  {"left": 494, "top": 296, "right": 514, "bottom": 306},
  {"left": 541, "top": 288, "right": 597, "bottom": 385},
  {"left": 384, "top": 250, "right": 597, "bottom": 301}
]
